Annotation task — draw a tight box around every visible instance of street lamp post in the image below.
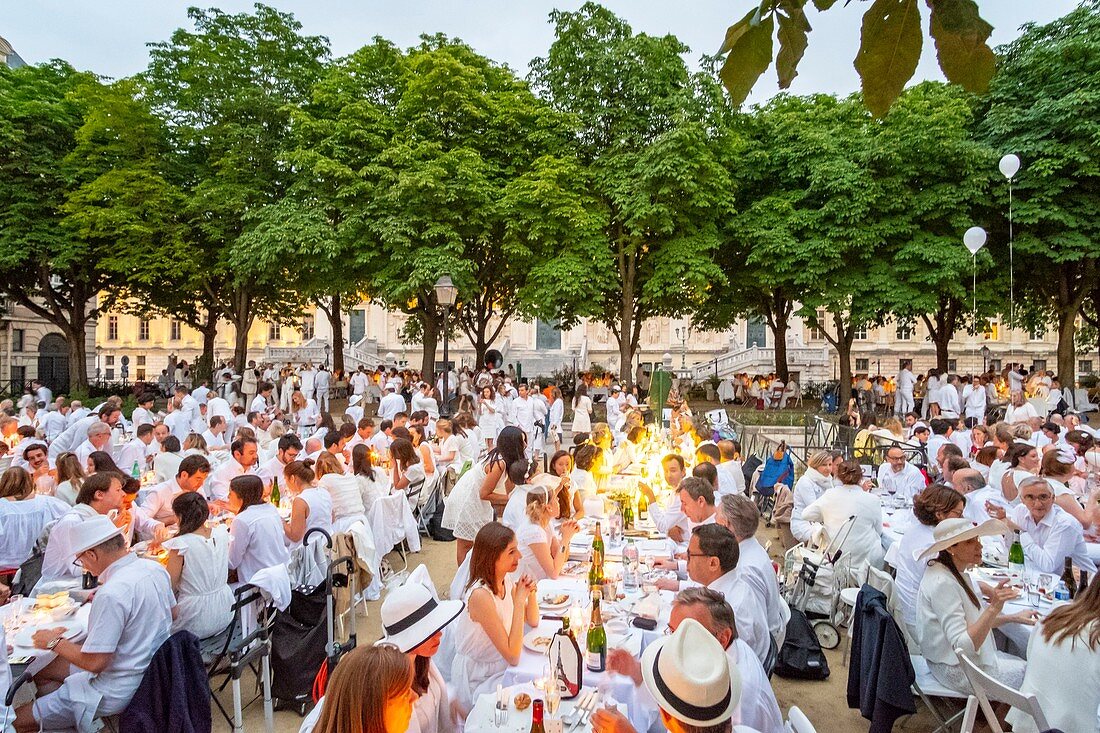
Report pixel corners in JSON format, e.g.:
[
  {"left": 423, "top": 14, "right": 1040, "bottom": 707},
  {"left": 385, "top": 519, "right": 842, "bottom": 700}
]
[
  {"left": 981, "top": 345, "right": 991, "bottom": 374},
  {"left": 434, "top": 275, "right": 458, "bottom": 417},
  {"left": 324, "top": 342, "right": 331, "bottom": 369},
  {"left": 674, "top": 326, "right": 691, "bottom": 370}
]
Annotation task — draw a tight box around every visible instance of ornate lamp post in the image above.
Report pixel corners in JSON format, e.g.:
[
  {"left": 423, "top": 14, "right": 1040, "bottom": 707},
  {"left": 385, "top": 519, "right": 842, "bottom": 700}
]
[{"left": 434, "top": 275, "right": 458, "bottom": 417}]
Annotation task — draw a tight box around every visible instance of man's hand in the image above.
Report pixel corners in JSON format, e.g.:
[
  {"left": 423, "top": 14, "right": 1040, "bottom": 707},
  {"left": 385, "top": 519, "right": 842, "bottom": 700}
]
[
  {"left": 651, "top": 557, "right": 678, "bottom": 570},
  {"left": 667, "top": 526, "right": 685, "bottom": 543},
  {"left": 655, "top": 577, "right": 679, "bottom": 592},
  {"left": 32, "top": 627, "right": 65, "bottom": 650},
  {"left": 590, "top": 707, "right": 636, "bottom": 733},
  {"left": 0, "top": 581, "right": 10, "bottom": 605},
  {"left": 606, "top": 648, "right": 643, "bottom": 686}
]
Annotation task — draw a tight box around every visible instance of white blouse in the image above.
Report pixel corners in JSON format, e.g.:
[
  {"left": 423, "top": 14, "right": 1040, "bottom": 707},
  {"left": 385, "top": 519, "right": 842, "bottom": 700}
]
[
  {"left": 228, "top": 503, "right": 290, "bottom": 583},
  {"left": 916, "top": 563, "right": 997, "bottom": 670}
]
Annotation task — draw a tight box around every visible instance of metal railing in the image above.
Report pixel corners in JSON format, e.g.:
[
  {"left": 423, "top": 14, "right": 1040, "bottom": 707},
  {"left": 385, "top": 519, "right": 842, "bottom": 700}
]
[{"left": 803, "top": 415, "right": 928, "bottom": 470}]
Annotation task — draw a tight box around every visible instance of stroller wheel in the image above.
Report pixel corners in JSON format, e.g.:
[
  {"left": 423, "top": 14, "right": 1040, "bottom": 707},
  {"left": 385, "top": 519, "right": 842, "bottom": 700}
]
[{"left": 812, "top": 620, "right": 841, "bottom": 650}]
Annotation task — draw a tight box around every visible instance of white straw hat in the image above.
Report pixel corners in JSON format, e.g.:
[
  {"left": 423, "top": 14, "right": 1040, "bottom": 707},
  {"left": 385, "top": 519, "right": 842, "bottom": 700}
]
[
  {"left": 348, "top": 394, "right": 363, "bottom": 406},
  {"left": 640, "top": 618, "right": 741, "bottom": 726},
  {"left": 379, "top": 579, "right": 464, "bottom": 653},
  {"left": 919, "top": 518, "right": 1007, "bottom": 560},
  {"left": 70, "top": 515, "right": 124, "bottom": 557}
]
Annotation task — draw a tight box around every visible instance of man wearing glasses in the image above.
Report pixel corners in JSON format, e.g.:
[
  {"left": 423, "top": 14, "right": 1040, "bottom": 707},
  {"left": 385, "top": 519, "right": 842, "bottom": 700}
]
[
  {"left": 876, "top": 446, "right": 926, "bottom": 501},
  {"left": 986, "top": 476, "right": 1096, "bottom": 575}
]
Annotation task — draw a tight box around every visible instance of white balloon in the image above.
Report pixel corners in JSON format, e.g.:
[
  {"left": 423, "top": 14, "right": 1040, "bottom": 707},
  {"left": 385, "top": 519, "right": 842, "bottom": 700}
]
[
  {"left": 999, "top": 154, "right": 1021, "bottom": 180},
  {"left": 964, "top": 226, "right": 987, "bottom": 254}
]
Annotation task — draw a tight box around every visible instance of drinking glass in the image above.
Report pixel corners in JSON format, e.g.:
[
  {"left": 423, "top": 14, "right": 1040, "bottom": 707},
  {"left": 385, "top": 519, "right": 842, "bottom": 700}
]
[{"left": 545, "top": 671, "right": 561, "bottom": 717}]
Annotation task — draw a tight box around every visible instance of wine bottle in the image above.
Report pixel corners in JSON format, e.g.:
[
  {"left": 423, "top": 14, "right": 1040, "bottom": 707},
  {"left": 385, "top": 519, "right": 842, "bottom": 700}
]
[
  {"left": 592, "top": 521, "right": 605, "bottom": 559},
  {"left": 530, "top": 699, "right": 545, "bottom": 733},
  {"left": 271, "top": 476, "right": 281, "bottom": 506},
  {"left": 588, "top": 548, "right": 603, "bottom": 593},
  {"left": 637, "top": 491, "right": 649, "bottom": 521},
  {"left": 1008, "top": 531, "right": 1025, "bottom": 575},
  {"left": 1062, "top": 557, "right": 1078, "bottom": 598},
  {"left": 622, "top": 499, "right": 634, "bottom": 530},
  {"left": 1079, "top": 570, "right": 1090, "bottom": 598},
  {"left": 586, "top": 592, "right": 607, "bottom": 672}
]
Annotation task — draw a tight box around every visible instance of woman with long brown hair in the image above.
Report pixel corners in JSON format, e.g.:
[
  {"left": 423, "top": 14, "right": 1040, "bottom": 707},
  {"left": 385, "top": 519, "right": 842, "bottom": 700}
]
[
  {"left": 310, "top": 645, "right": 417, "bottom": 733},
  {"left": 53, "top": 451, "right": 86, "bottom": 506},
  {"left": 1007, "top": 577, "right": 1100, "bottom": 732},
  {"left": 281, "top": 458, "right": 333, "bottom": 543},
  {"left": 449, "top": 522, "right": 537, "bottom": 712}
]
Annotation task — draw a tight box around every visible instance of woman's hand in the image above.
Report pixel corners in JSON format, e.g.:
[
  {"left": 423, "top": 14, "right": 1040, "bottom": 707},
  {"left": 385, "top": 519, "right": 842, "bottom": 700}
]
[
  {"left": 559, "top": 519, "right": 580, "bottom": 541},
  {"left": 987, "top": 580, "right": 1018, "bottom": 611},
  {"left": 590, "top": 708, "right": 635, "bottom": 733},
  {"left": 1003, "top": 609, "right": 1039, "bottom": 626},
  {"left": 985, "top": 502, "right": 1007, "bottom": 521},
  {"left": 512, "top": 574, "right": 535, "bottom": 608}
]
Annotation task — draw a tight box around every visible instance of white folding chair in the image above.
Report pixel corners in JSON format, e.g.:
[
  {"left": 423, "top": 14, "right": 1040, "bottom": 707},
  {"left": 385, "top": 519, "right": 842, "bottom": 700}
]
[
  {"left": 910, "top": 655, "right": 969, "bottom": 733},
  {"left": 957, "top": 652, "right": 1049, "bottom": 733},
  {"left": 1075, "top": 388, "right": 1099, "bottom": 412},
  {"left": 785, "top": 706, "right": 817, "bottom": 733}
]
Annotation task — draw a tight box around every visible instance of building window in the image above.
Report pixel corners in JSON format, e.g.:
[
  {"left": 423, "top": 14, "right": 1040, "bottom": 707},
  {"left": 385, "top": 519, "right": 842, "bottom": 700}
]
[
  {"left": 989, "top": 358, "right": 1002, "bottom": 372},
  {"left": 1029, "top": 328, "right": 1044, "bottom": 341},
  {"left": 535, "top": 318, "right": 562, "bottom": 351},
  {"left": 105, "top": 368, "right": 115, "bottom": 380},
  {"left": 300, "top": 316, "right": 314, "bottom": 341},
  {"left": 138, "top": 319, "right": 150, "bottom": 341},
  {"left": 855, "top": 358, "right": 870, "bottom": 372},
  {"left": 170, "top": 320, "right": 181, "bottom": 340},
  {"left": 984, "top": 321, "right": 1000, "bottom": 341},
  {"left": 11, "top": 365, "right": 25, "bottom": 386},
  {"left": 11, "top": 329, "right": 23, "bottom": 352},
  {"left": 1032, "top": 359, "right": 1047, "bottom": 372},
  {"left": 853, "top": 326, "right": 868, "bottom": 341},
  {"left": 809, "top": 310, "right": 826, "bottom": 341},
  {"left": 136, "top": 368, "right": 146, "bottom": 381},
  {"left": 108, "top": 315, "right": 118, "bottom": 341},
  {"left": 269, "top": 322, "right": 282, "bottom": 341},
  {"left": 895, "top": 323, "right": 913, "bottom": 341},
  {"left": 105, "top": 355, "right": 115, "bottom": 366},
  {"left": 1079, "top": 360, "right": 1094, "bottom": 375},
  {"left": 136, "top": 355, "right": 146, "bottom": 366},
  {"left": 947, "top": 359, "right": 957, "bottom": 373}
]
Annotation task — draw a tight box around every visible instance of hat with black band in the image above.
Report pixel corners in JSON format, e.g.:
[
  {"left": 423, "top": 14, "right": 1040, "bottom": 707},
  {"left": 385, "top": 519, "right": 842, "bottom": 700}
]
[
  {"left": 379, "top": 576, "right": 464, "bottom": 653},
  {"left": 640, "top": 618, "right": 741, "bottom": 727}
]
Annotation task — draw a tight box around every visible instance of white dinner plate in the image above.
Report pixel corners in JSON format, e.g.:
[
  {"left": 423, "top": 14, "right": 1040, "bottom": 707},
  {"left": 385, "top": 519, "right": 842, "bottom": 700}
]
[
  {"left": 523, "top": 629, "right": 555, "bottom": 654},
  {"left": 14, "top": 618, "right": 82, "bottom": 649}
]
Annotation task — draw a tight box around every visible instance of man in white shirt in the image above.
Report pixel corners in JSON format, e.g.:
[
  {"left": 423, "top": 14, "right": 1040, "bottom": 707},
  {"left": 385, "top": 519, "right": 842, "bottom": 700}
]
[
  {"left": 315, "top": 365, "right": 331, "bottom": 412},
  {"left": 717, "top": 494, "right": 787, "bottom": 646},
  {"left": 40, "top": 473, "right": 128, "bottom": 584},
  {"left": 953, "top": 469, "right": 999, "bottom": 524},
  {"left": 174, "top": 385, "right": 205, "bottom": 434},
  {"left": 962, "top": 377, "right": 987, "bottom": 422},
  {"left": 163, "top": 400, "right": 191, "bottom": 444},
  {"left": 350, "top": 368, "right": 370, "bottom": 401},
  {"left": 207, "top": 437, "right": 260, "bottom": 502},
  {"left": 715, "top": 439, "right": 746, "bottom": 497},
  {"left": 140, "top": 454, "right": 212, "bottom": 524},
  {"left": 32, "top": 379, "right": 52, "bottom": 407},
  {"left": 369, "top": 419, "right": 394, "bottom": 454},
  {"left": 605, "top": 386, "right": 624, "bottom": 432},
  {"left": 15, "top": 515, "right": 174, "bottom": 731},
  {"left": 938, "top": 374, "right": 961, "bottom": 419},
  {"left": 925, "top": 420, "right": 952, "bottom": 472},
  {"left": 876, "top": 447, "right": 926, "bottom": 501},
  {"left": 378, "top": 385, "right": 406, "bottom": 422},
  {"left": 250, "top": 382, "right": 274, "bottom": 415},
  {"left": 190, "top": 382, "right": 211, "bottom": 407},
  {"left": 40, "top": 403, "right": 68, "bottom": 441},
  {"left": 257, "top": 434, "right": 302, "bottom": 487},
  {"left": 116, "top": 424, "right": 157, "bottom": 474},
  {"left": 641, "top": 454, "right": 690, "bottom": 544},
  {"left": 49, "top": 405, "right": 122, "bottom": 461},
  {"left": 678, "top": 476, "right": 718, "bottom": 528},
  {"left": 205, "top": 388, "right": 233, "bottom": 428},
  {"left": 988, "top": 476, "right": 1097, "bottom": 575},
  {"left": 241, "top": 360, "right": 259, "bottom": 409},
  {"left": 510, "top": 383, "right": 542, "bottom": 459},
  {"left": 604, "top": 586, "right": 784, "bottom": 733},
  {"left": 201, "top": 415, "right": 229, "bottom": 451},
  {"left": 75, "top": 422, "right": 115, "bottom": 468},
  {"left": 299, "top": 363, "right": 317, "bottom": 401},
  {"left": 346, "top": 417, "right": 375, "bottom": 452},
  {"left": 66, "top": 401, "right": 90, "bottom": 427}
]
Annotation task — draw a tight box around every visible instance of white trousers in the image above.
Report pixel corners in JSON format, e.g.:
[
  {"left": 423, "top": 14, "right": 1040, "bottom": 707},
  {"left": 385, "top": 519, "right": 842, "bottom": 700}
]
[{"left": 896, "top": 390, "right": 914, "bottom": 415}]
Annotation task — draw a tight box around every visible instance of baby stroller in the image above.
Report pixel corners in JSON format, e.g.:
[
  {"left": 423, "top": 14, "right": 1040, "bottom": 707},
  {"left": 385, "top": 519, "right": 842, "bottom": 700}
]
[
  {"left": 780, "top": 516, "right": 859, "bottom": 650},
  {"left": 271, "top": 528, "right": 358, "bottom": 715}
]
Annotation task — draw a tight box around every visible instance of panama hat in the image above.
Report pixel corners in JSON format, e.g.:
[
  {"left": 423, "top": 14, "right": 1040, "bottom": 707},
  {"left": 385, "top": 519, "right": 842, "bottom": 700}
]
[
  {"left": 640, "top": 618, "right": 741, "bottom": 727},
  {"left": 379, "top": 578, "right": 464, "bottom": 653},
  {"left": 70, "top": 515, "right": 124, "bottom": 557},
  {"left": 919, "top": 518, "right": 1007, "bottom": 560},
  {"left": 348, "top": 394, "right": 363, "bottom": 406}
]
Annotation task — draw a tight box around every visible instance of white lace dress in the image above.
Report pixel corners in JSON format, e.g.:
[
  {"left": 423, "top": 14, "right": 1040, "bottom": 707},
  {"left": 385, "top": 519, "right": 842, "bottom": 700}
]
[
  {"left": 442, "top": 460, "right": 507, "bottom": 541},
  {"left": 162, "top": 526, "right": 234, "bottom": 639},
  {"left": 450, "top": 580, "right": 514, "bottom": 709}
]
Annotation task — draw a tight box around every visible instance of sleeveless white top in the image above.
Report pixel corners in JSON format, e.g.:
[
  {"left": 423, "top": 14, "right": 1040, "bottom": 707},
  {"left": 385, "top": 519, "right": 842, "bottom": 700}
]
[{"left": 450, "top": 580, "right": 515, "bottom": 709}]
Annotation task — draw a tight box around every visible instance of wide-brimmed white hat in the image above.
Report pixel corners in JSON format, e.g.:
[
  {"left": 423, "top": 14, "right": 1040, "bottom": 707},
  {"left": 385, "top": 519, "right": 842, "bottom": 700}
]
[
  {"left": 920, "top": 518, "right": 1007, "bottom": 560},
  {"left": 348, "top": 394, "right": 363, "bottom": 406},
  {"left": 640, "top": 618, "right": 740, "bottom": 727},
  {"left": 70, "top": 515, "right": 124, "bottom": 557},
  {"left": 379, "top": 578, "right": 464, "bottom": 653}
]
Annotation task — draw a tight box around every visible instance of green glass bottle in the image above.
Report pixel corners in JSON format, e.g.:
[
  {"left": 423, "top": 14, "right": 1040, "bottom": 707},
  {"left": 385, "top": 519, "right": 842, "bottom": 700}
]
[
  {"left": 271, "top": 476, "right": 281, "bottom": 506},
  {"left": 588, "top": 548, "right": 603, "bottom": 593},
  {"left": 131, "top": 461, "right": 141, "bottom": 480},
  {"left": 591, "top": 521, "right": 605, "bottom": 559},
  {"left": 586, "top": 592, "right": 607, "bottom": 672},
  {"left": 622, "top": 500, "right": 634, "bottom": 530},
  {"left": 1008, "top": 530, "right": 1025, "bottom": 574}
]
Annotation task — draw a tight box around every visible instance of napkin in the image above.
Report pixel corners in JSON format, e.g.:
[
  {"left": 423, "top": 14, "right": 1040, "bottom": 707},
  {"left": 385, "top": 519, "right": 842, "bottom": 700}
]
[{"left": 634, "top": 593, "right": 660, "bottom": 620}]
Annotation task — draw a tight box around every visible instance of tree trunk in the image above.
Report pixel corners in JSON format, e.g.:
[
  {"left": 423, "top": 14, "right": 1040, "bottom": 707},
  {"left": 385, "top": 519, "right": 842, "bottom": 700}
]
[
  {"left": 932, "top": 327, "right": 951, "bottom": 373},
  {"left": 836, "top": 338, "right": 853, "bottom": 410},
  {"left": 419, "top": 306, "right": 440, "bottom": 379},
  {"left": 193, "top": 309, "right": 218, "bottom": 385},
  {"left": 618, "top": 270, "right": 636, "bottom": 388},
  {"left": 771, "top": 311, "right": 790, "bottom": 383},
  {"left": 1056, "top": 307, "right": 1077, "bottom": 387},
  {"left": 327, "top": 293, "right": 344, "bottom": 375},
  {"left": 65, "top": 320, "right": 90, "bottom": 392}
]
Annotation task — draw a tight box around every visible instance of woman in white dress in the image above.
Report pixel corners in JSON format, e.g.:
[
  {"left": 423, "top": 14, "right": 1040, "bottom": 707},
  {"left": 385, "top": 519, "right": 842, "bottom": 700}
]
[
  {"left": 164, "top": 492, "right": 233, "bottom": 639},
  {"left": 569, "top": 444, "right": 599, "bottom": 517},
  {"left": 314, "top": 451, "right": 364, "bottom": 534},
  {"left": 571, "top": 384, "right": 593, "bottom": 438},
  {"left": 350, "top": 444, "right": 389, "bottom": 511},
  {"left": 999, "top": 441, "right": 1039, "bottom": 503},
  {"left": 476, "top": 386, "right": 501, "bottom": 449},
  {"left": 1038, "top": 448, "right": 1090, "bottom": 525},
  {"left": 546, "top": 387, "right": 564, "bottom": 456},
  {"left": 450, "top": 522, "right": 538, "bottom": 712},
  {"left": 281, "top": 458, "right": 334, "bottom": 543},
  {"left": 916, "top": 518, "right": 1032, "bottom": 695},
  {"left": 53, "top": 451, "right": 85, "bottom": 506},
  {"left": 802, "top": 459, "right": 885, "bottom": 570},
  {"left": 790, "top": 450, "right": 838, "bottom": 545},
  {"left": 442, "top": 427, "right": 527, "bottom": 565},
  {"left": 391, "top": 438, "right": 428, "bottom": 500},
  {"left": 515, "top": 484, "right": 579, "bottom": 581},
  {"left": 0, "top": 469, "right": 68, "bottom": 574},
  {"left": 431, "top": 419, "right": 467, "bottom": 473}
]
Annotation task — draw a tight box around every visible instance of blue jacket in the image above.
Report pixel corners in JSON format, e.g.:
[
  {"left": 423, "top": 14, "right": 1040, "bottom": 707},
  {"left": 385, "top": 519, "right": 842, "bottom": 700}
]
[
  {"left": 121, "top": 631, "right": 211, "bottom": 733},
  {"left": 757, "top": 452, "right": 795, "bottom": 492}
]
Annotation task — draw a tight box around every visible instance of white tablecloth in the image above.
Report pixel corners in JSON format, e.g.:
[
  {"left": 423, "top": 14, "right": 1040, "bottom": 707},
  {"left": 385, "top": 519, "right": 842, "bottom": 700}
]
[
  {"left": 2, "top": 599, "right": 92, "bottom": 678},
  {"left": 467, "top": 682, "right": 626, "bottom": 733}
]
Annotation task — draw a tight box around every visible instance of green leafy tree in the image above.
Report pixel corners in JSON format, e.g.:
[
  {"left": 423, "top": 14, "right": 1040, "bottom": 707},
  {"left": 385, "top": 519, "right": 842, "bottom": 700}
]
[
  {"left": 980, "top": 1, "right": 1100, "bottom": 385},
  {"left": 531, "top": 4, "right": 734, "bottom": 384},
  {"left": 0, "top": 63, "right": 184, "bottom": 390},
  {"left": 142, "top": 5, "right": 329, "bottom": 370},
  {"left": 871, "top": 82, "right": 999, "bottom": 370},
  {"left": 719, "top": 0, "right": 996, "bottom": 116}
]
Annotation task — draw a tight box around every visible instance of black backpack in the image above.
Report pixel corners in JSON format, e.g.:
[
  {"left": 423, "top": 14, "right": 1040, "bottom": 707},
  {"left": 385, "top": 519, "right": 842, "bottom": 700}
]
[
  {"left": 741, "top": 454, "right": 763, "bottom": 494},
  {"left": 421, "top": 482, "right": 454, "bottom": 542},
  {"left": 774, "top": 607, "right": 831, "bottom": 680}
]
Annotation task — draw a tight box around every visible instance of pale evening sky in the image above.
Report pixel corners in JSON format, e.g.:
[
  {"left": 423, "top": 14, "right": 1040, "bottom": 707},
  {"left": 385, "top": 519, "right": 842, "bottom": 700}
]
[{"left": 5, "top": 1, "right": 1080, "bottom": 104}]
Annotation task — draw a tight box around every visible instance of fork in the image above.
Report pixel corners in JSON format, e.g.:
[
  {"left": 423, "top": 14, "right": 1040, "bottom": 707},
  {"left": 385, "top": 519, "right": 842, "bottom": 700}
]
[{"left": 564, "top": 690, "right": 593, "bottom": 731}]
